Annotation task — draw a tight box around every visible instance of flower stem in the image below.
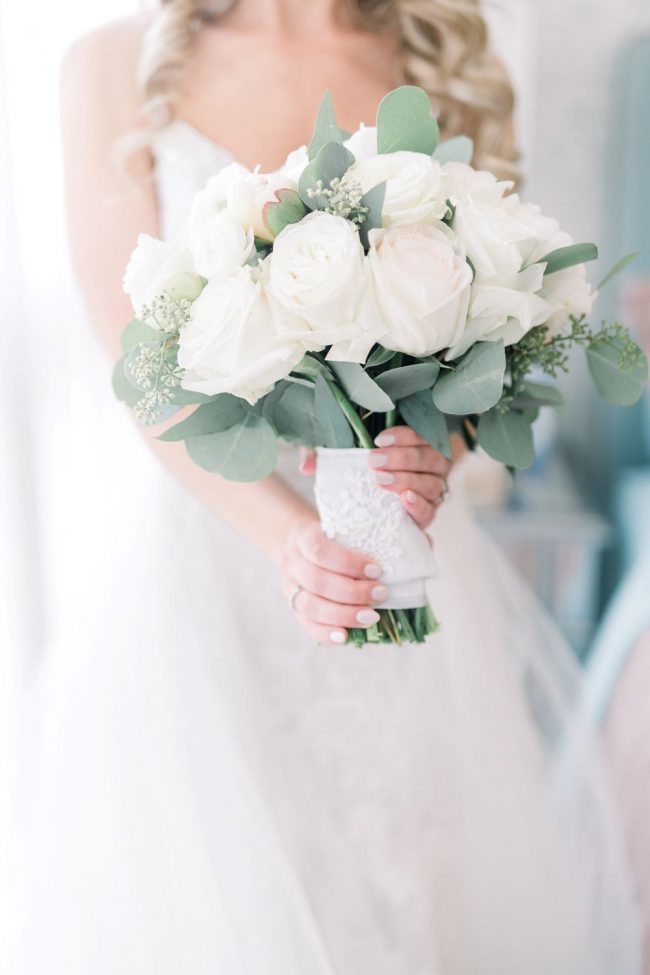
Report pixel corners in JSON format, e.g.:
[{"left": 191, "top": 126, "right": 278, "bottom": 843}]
[{"left": 327, "top": 382, "right": 374, "bottom": 448}]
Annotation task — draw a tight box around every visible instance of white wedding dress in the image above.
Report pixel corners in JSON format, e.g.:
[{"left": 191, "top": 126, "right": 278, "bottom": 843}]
[{"left": 4, "top": 121, "right": 642, "bottom": 975}]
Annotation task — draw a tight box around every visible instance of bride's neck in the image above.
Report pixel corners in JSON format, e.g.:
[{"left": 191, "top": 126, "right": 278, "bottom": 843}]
[{"left": 219, "top": 0, "right": 343, "bottom": 33}]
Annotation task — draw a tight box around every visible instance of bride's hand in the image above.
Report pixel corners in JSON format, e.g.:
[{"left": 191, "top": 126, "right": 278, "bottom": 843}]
[
  {"left": 300, "top": 425, "right": 453, "bottom": 531},
  {"left": 370, "top": 426, "right": 452, "bottom": 529},
  {"left": 280, "top": 520, "right": 387, "bottom": 645}
]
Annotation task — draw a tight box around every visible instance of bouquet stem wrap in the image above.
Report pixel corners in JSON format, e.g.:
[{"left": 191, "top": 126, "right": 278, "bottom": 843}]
[{"left": 314, "top": 448, "right": 439, "bottom": 645}]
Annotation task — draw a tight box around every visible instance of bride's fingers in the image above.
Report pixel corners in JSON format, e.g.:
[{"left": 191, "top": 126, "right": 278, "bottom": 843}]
[
  {"left": 295, "top": 523, "right": 380, "bottom": 580},
  {"left": 372, "top": 470, "right": 446, "bottom": 502},
  {"left": 299, "top": 448, "right": 316, "bottom": 475},
  {"left": 295, "top": 590, "right": 381, "bottom": 630},
  {"left": 401, "top": 490, "right": 437, "bottom": 530},
  {"left": 287, "top": 559, "right": 388, "bottom": 607},
  {"left": 370, "top": 444, "right": 452, "bottom": 478},
  {"left": 374, "top": 426, "right": 429, "bottom": 448},
  {"left": 302, "top": 621, "right": 349, "bottom": 646}
]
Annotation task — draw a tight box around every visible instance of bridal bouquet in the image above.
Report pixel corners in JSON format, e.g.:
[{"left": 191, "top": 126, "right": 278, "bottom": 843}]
[{"left": 114, "top": 86, "right": 647, "bottom": 647}]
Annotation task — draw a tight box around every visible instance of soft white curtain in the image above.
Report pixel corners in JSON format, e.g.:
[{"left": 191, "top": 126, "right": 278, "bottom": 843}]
[{"left": 0, "top": 0, "right": 136, "bottom": 929}]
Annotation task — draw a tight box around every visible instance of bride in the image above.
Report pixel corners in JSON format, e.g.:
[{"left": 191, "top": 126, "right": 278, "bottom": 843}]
[{"left": 6, "top": 0, "right": 641, "bottom": 972}]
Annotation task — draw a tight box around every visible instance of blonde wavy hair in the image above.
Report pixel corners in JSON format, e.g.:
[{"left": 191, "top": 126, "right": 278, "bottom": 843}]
[{"left": 136, "top": 0, "right": 518, "bottom": 179}]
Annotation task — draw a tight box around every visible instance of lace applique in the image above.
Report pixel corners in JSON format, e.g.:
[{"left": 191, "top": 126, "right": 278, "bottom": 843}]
[{"left": 315, "top": 467, "right": 407, "bottom": 574}]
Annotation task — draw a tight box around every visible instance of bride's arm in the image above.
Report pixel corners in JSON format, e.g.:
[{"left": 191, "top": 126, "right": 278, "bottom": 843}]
[
  {"left": 59, "top": 19, "right": 315, "bottom": 565},
  {"left": 60, "top": 21, "right": 451, "bottom": 643}
]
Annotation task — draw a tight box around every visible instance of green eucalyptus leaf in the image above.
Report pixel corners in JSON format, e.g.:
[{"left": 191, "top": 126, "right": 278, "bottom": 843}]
[
  {"left": 375, "top": 362, "right": 440, "bottom": 401},
  {"left": 586, "top": 337, "right": 649, "bottom": 406},
  {"left": 399, "top": 389, "right": 452, "bottom": 459},
  {"left": 169, "top": 386, "right": 215, "bottom": 406},
  {"left": 120, "top": 319, "right": 161, "bottom": 354},
  {"left": 597, "top": 251, "right": 640, "bottom": 290},
  {"left": 185, "top": 413, "right": 278, "bottom": 482},
  {"left": 259, "top": 380, "right": 290, "bottom": 430},
  {"left": 366, "top": 345, "right": 398, "bottom": 368},
  {"left": 329, "top": 362, "right": 394, "bottom": 412},
  {"left": 432, "top": 341, "right": 506, "bottom": 415},
  {"left": 273, "top": 383, "right": 320, "bottom": 446},
  {"left": 358, "top": 181, "right": 386, "bottom": 250},
  {"left": 262, "top": 188, "right": 309, "bottom": 239},
  {"left": 478, "top": 409, "right": 535, "bottom": 470},
  {"left": 298, "top": 142, "right": 355, "bottom": 210},
  {"left": 433, "top": 136, "right": 474, "bottom": 165},
  {"left": 376, "top": 85, "right": 439, "bottom": 155},
  {"left": 112, "top": 357, "right": 142, "bottom": 407},
  {"left": 537, "top": 243, "right": 599, "bottom": 276},
  {"left": 292, "top": 355, "right": 333, "bottom": 382},
  {"left": 308, "top": 90, "right": 345, "bottom": 160},
  {"left": 314, "top": 376, "right": 355, "bottom": 448},
  {"left": 511, "top": 380, "right": 564, "bottom": 410},
  {"left": 157, "top": 395, "right": 246, "bottom": 441}
]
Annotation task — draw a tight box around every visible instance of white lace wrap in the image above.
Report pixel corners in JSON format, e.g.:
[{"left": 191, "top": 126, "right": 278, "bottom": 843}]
[{"left": 314, "top": 448, "right": 436, "bottom": 610}]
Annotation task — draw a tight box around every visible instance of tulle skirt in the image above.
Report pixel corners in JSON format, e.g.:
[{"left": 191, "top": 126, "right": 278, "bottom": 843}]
[{"left": 2, "top": 344, "right": 642, "bottom": 973}]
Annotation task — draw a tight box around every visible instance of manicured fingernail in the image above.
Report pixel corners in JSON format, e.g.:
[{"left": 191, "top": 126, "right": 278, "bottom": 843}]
[
  {"left": 357, "top": 609, "right": 380, "bottom": 626},
  {"left": 375, "top": 433, "right": 395, "bottom": 447},
  {"left": 368, "top": 453, "right": 388, "bottom": 468},
  {"left": 364, "top": 563, "right": 382, "bottom": 579},
  {"left": 330, "top": 630, "right": 346, "bottom": 644},
  {"left": 375, "top": 471, "right": 395, "bottom": 485},
  {"left": 404, "top": 490, "right": 418, "bottom": 504},
  {"left": 371, "top": 585, "right": 389, "bottom": 602}
]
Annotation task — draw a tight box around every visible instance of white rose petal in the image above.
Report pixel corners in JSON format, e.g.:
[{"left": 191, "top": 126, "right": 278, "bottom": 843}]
[
  {"left": 264, "top": 211, "right": 383, "bottom": 363},
  {"left": 367, "top": 223, "right": 473, "bottom": 357},
  {"left": 187, "top": 163, "right": 250, "bottom": 242},
  {"left": 279, "top": 145, "right": 309, "bottom": 183},
  {"left": 446, "top": 264, "right": 555, "bottom": 360},
  {"left": 525, "top": 228, "right": 596, "bottom": 336},
  {"left": 542, "top": 264, "right": 596, "bottom": 337},
  {"left": 178, "top": 268, "right": 303, "bottom": 405},
  {"left": 443, "top": 161, "right": 513, "bottom": 208},
  {"left": 344, "top": 124, "right": 378, "bottom": 161},
  {"left": 123, "top": 234, "right": 203, "bottom": 313},
  {"left": 190, "top": 211, "right": 255, "bottom": 279},
  {"left": 349, "top": 151, "right": 448, "bottom": 228}
]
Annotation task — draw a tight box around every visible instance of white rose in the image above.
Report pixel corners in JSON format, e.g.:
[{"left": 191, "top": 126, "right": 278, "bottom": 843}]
[
  {"left": 525, "top": 229, "right": 596, "bottom": 337},
  {"left": 178, "top": 268, "right": 303, "bottom": 405},
  {"left": 367, "top": 223, "right": 473, "bottom": 357},
  {"left": 123, "top": 234, "right": 203, "bottom": 313},
  {"left": 227, "top": 171, "right": 300, "bottom": 242},
  {"left": 190, "top": 211, "right": 255, "bottom": 278},
  {"left": 446, "top": 264, "right": 555, "bottom": 360},
  {"left": 187, "top": 163, "right": 250, "bottom": 241},
  {"left": 349, "top": 151, "right": 448, "bottom": 228},
  {"left": 264, "top": 211, "right": 383, "bottom": 363},
  {"left": 344, "top": 124, "right": 378, "bottom": 161},
  {"left": 279, "top": 145, "right": 309, "bottom": 183},
  {"left": 443, "top": 161, "right": 513, "bottom": 208},
  {"left": 542, "top": 265, "right": 596, "bottom": 337}
]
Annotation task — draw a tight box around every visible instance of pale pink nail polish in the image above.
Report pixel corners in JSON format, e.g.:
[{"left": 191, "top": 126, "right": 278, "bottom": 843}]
[
  {"left": 371, "top": 585, "right": 389, "bottom": 603},
  {"left": 368, "top": 453, "right": 388, "bottom": 468},
  {"left": 330, "top": 630, "right": 346, "bottom": 644},
  {"left": 357, "top": 609, "right": 380, "bottom": 626},
  {"left": 405, "top": 490, "right": 418, "bottom": 504},
  {"left": 374, "top": 433, "right": 395, "bottom": 447},
  {"left": 375, "top": 471, "right": 395, "bottom": 485},
  {"left": 364, "top": 564, "right": 382, "bottom": 579}
]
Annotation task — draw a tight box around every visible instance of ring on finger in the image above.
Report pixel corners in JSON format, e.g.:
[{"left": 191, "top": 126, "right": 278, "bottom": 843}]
[
  {"left": 289, "top": 584, "right": 305, "bottom": 612},
  {"left": 433, "top": 475, "right": 451, "bottom": 505}
]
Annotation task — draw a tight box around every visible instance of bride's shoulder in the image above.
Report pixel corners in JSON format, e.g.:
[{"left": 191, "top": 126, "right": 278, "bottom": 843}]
[{"left": 61, "top": 14, "right": 151, "bottom": 122}]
